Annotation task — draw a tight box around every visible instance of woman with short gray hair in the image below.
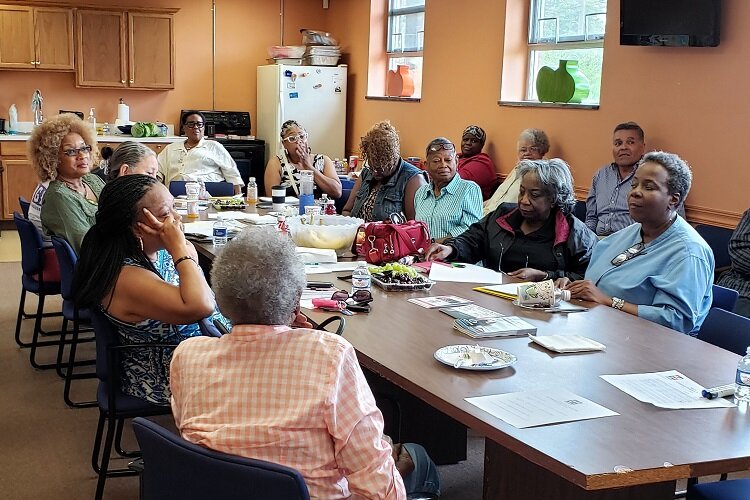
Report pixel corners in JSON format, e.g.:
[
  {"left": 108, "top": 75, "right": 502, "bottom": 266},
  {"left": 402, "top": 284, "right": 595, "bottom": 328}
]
[
  {"left": 426, "top": 158, "right": 597, "bottom": 282},
  {"left": 170, "top": 226, "right": 442, "bottom": 498},
  {"left": 562, "top": 151, "right": 713, "bottom": 334},
  {"left": 483, "top": 128, "right": 551, "bottom": 214},
  {"left": 106, "top": 141, "right": 158, "bottom": 181}
]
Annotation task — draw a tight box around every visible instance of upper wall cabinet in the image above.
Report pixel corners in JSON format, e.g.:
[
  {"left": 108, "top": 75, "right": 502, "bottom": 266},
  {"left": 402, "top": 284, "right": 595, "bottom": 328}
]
[
  {"left": 0, "top": 5, "right": 74, "bottom": 70},
  {"left": 76, "top": 9, "right": 174, "bottom": 89}
]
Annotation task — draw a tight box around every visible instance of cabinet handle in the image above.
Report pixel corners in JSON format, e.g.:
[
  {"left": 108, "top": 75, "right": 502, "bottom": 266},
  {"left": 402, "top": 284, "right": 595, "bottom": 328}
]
[
  {"left": 129, "top": 79, "right": 134, "bottom": 84},
  {"left": 31, "top": 61, "right": 36, "bottom": 64},
  {"left": 35, "top": 61, "right": 40, "bottom": 64},
  {"left": 121, "top": 80, "right": 126, "bottom": 84}
]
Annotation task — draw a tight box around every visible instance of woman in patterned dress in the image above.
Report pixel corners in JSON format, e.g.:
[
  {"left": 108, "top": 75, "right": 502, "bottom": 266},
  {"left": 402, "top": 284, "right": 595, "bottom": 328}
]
[
  {"left": 263, "top": 119, "right": 342, "bottom": 199},
  {"left": 72, "top": 174, "right": 226, "bottom": 404}
]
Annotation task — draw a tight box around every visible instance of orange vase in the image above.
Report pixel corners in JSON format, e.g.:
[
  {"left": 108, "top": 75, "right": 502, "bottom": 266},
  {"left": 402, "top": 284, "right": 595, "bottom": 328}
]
[{"left": 386, "top": 65, "right": 415, "bottom": 97}]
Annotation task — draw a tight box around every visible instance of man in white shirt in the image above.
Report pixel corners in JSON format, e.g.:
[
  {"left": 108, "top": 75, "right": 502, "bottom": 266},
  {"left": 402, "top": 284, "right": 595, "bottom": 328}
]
[{"left": 158, "top": 111, "right": 244, "bottom": 194}]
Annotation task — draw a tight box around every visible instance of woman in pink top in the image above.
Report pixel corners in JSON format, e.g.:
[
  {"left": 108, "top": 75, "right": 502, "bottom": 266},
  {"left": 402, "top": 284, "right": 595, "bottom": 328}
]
[{"left": 456, "top": 125, "right": 498, "bottom": 200}]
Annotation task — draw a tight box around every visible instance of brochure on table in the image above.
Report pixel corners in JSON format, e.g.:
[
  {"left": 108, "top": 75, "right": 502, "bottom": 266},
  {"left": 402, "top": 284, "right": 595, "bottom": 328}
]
[
  {"left": 600, "top": 370, "right": 736, "bottom": 409},
  {"left": 466, "top": 388, "right": 619, "bottom": 428}
]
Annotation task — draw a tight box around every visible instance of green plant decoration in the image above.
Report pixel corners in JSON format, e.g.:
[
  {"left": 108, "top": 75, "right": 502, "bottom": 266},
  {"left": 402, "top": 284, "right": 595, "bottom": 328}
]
[{"left": 535, "top": 60, "right": 591, "bottom": 104}]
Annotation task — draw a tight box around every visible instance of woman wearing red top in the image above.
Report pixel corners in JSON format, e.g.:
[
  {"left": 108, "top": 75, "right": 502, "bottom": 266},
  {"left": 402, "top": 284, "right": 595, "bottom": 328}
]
[{"left": 456, "top": 125, "right": 497, "bottom": 200}]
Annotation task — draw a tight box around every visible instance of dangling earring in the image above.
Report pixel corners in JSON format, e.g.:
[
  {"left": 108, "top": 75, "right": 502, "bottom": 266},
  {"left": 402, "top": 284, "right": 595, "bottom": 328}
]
[{"left": 138, "top": 236, "right": 144, "bottom": 252}]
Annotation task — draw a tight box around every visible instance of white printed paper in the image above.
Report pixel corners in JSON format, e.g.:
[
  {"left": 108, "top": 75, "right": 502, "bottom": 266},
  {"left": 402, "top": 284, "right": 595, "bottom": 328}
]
[
  {"left": 429, "top": 263, "right": 504, "bottom": 284},
  {"left": 182, "top": 220, "right": 244, "bottom": 237},
  {"left": 408, "top": 296, "right": 473, "bottom": 309},
  {"left": 304, "top": 262, "right": 361, "bottom": 274},
  {"left": 466, "top": 389, "right": 619, "bottom": 428},
  {"left": 600, "top": 370, "right": 736, "bottom": 409},
  {"left": 530, "top": 335, "right": 606, "bottom": 353}
]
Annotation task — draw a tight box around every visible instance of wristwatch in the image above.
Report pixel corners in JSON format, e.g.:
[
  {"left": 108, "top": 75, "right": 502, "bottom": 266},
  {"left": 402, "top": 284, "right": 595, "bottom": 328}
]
[{"left": 611, "top": 297, "right": 625, "bottom": 310}]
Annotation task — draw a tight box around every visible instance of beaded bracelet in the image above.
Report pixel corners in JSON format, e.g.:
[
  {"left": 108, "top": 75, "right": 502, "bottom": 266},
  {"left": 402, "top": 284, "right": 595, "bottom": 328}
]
[{"left": 174, "top": 255, "right": 196, "bottom": 267}]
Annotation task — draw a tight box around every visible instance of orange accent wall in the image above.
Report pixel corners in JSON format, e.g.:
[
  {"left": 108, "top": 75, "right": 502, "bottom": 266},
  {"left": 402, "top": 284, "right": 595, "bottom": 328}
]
[
  {"left": 0, "top": 0, "right": 326, "bottom": 134},
  {"left": 324, "top": 0, "right": 747, "bottom": 227}
]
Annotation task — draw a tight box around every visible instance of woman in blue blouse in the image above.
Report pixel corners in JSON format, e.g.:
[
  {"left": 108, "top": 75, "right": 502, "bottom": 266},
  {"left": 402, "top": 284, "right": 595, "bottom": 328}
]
[
  {"left": 73, "top": 175, "right": 226, "bottom": 404},
  {"left": 560, "top": 151, "right": 714, "bottom": 334},
  {"left": 414, "top": 137, "right": 482, "bottom": 241}
]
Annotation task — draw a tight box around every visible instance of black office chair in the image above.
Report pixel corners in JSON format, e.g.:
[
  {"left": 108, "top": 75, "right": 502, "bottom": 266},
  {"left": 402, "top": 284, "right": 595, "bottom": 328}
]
[
  {"left": 687, "top": 478, "right": 750, "bottom": 499},
  {"left": 697, "top": 307, "right": 750, "bottom": 356},
  {"left": 711, "top": 284, "right": 739, "bottom": 313},
  {"left": 90, "top": 309, "right": 174, "bottom": 500},
  {"left": 50, "top": 235, "right": 97, "bottom": 408},
  {"left": 18, "top": 196, "right": 31, "bottom": 218},
  {"left": 131, "top": 417, "right": 310, "bottom": 500},
  {"left": 169, "top": 180, "right": 235, "bottom": 197},
  {"left": 573, "top": 200, "right": 587, "bottom": 222},
  {"left": 694, "top": 224, "right": 733, "bottom": 278},
  {"left": 13, "top": 212, "right": 64, "bottom": 368}
]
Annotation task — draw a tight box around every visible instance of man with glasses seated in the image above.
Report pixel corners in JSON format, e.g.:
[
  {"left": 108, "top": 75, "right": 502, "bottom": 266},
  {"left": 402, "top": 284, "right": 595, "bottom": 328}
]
[
  {"left": 157, "top": 110, "right": 245, "bottom": 195},
  {"left": 414, "top": 137, "right": 482, "bottom": 242},
  {"left": 263, "top": 119, "right": 342, "bottom": 199},
  {"left": 560, "top": 151, "right": 713, "bottom": 335},
  {"left": 170, "top": 227, "right": 441, "bottom": 499}
]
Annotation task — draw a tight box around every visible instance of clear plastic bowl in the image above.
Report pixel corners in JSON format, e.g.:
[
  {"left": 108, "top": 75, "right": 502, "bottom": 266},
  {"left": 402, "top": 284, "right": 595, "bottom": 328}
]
[{"left": 287, "top": 215, "right": 363, "bottom": 254}]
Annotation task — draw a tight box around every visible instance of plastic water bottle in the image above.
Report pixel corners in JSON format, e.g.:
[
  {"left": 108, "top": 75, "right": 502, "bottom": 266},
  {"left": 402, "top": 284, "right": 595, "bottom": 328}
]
[
  {"left": 298, "top": 170, "right": 315, "bottom": 215},
  {"left": 212, "top": 215, "right": 228, "bottom": 246},
  {"left": 246, "top": 177, "right": 258, "bottom": 205},
  {"left": 88, "top": 108, "right": 97, "bottom": 133},
  {"left": 735, "top": 347, "right": 750, "bottom": 402},
  {"left": 351, "top": 262, "right": 371, "bottom": 295}
]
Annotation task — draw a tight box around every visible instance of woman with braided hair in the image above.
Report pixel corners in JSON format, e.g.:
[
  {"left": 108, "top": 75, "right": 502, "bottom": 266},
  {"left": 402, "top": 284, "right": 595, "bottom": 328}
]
[{"left": 73, "top": 174, "right": 224, "bottom": 404}]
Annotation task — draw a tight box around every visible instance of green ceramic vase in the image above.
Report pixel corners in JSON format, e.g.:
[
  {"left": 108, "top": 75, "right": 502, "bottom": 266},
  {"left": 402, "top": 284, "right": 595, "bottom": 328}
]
[{"left": 536, "top": 60, "right": 590, "bottom": 104}]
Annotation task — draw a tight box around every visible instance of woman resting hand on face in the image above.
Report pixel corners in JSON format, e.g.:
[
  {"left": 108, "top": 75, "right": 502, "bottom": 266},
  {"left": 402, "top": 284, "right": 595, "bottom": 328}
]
[{"left": 264, "top": 119, "right": 342, "bottom": 199}]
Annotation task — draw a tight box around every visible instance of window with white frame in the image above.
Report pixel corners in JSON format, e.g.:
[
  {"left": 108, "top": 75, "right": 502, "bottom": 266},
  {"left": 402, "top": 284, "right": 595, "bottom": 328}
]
[
  {"left": 387, "top": 0, "right": 425, "bottom": 97},
  {"left": 527, "top": 0, "right": 607, "bottom": 104}
]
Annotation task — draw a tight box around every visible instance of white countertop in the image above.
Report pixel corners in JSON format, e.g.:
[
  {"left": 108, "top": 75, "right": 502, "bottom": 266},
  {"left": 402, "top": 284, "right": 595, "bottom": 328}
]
[{"left": 0, "top": 133, "right": 183, "bottom": 143}]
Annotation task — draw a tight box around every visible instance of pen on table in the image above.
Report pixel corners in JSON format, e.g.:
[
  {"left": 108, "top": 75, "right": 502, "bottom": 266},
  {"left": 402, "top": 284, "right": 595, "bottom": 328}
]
[{"left": 702, "top": 385, "right": 735, "bottom": 400}]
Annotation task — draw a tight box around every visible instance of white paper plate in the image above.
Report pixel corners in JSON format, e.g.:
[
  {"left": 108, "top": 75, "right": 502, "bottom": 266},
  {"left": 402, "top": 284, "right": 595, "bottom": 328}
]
[{"left": 434, "top": 345, "right": 517, "bottom": 371}]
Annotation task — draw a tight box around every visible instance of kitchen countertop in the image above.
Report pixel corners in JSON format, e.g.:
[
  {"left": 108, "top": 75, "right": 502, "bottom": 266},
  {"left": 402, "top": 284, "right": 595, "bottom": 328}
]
[{"left": 0, "top": 134, "right": 184, "bottom": 143}]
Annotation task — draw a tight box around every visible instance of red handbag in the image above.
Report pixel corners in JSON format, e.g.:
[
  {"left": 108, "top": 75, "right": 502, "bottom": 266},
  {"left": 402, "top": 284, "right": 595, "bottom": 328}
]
[{"left": 353, "top": 219, "right": 431, "bottom": 264}]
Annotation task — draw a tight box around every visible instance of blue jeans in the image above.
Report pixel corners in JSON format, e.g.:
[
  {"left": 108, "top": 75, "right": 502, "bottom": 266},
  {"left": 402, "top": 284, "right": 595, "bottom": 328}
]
[{"left": 401, "top": 443, "right": 441, "bottom": 497}]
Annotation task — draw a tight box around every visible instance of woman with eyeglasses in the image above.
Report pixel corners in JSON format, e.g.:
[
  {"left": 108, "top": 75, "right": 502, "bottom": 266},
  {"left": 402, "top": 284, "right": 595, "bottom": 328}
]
[
  {"left": 456, "top": 125, "right": 498, "bottom": 201},
  {"left": 414, "top": 137, "right": 482, "bottom": 242},
  {"left": 426, "top": 158, "right": 596, "bottom": 282},
  {"left": 28, "top": 113, "right": 105, "bottom": 253},
  {"left": 484, "top": 128, "right": 550, "bottom": 215},
  {"left": 343, "top": 121, "right": 427, "bottom": 222},
  {"left": 157, "top": 111, "right": 245, "bottom": 195},
  {"left": 263, "top": 120, "right": 342, "bottom": 199},
  {"left": 105, "top": 141, "right": 159, "bottom": 181},
  {"left": 560, "top": 151, "right": 713, "bottom": 335}
]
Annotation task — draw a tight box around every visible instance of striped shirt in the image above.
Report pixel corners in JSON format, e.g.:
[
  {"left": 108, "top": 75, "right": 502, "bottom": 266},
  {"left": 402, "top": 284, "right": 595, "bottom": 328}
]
[
  {"left": 414, "top": 174, "right": 482, "bottom": 240},
  {"left": 585, "top": 163, "right": 637, "bottom": 236},
  {"left": 718, "top": 209, "right": 750, "bottom": 300},
  {"left": 170, "top": 325, "right": 406, "bottom": 499}
]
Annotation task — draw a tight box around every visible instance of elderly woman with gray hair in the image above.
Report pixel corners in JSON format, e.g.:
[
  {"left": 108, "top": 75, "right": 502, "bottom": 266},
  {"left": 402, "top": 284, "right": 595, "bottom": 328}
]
[
  {"left": 105, "top": 141, "right": 159, "bottom": 181},
  {"left": 169, "top": 227, "right": 441, "bottom": 499},
  {"left": 426, "top": 158, "right": 597, "bottom": 281},
  {"left": 560, "top": 151, "right": 714, "bottom": 334}
]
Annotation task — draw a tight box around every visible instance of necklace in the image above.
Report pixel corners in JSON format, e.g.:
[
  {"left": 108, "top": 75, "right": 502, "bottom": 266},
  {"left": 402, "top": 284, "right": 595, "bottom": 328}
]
[
  {"left": 59, "top": 177, "right": 86, "bottom": 196},
  {"left": 184, "top": 140, "right": 199, "bottom": 151}
]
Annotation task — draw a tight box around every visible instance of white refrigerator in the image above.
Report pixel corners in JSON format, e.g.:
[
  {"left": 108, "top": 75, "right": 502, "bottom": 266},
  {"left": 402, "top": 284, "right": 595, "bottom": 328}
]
[{"left": 256, "top": 64, "right": 347, "bottom": 164}]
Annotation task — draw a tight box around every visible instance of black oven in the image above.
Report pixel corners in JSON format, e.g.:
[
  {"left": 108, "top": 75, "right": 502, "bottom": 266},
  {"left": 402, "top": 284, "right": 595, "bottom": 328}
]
[{"left": 179, "top": 110, "right": 266, "bottom": 194}]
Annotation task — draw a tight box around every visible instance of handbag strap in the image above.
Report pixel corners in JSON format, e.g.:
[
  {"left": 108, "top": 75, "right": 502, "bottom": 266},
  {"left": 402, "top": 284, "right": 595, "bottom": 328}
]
[
  {"left": 282, "top": 157, "right": 300, "bottom": 196},
  {"left": 391, "top": 223, "right": 422, "bottom": 254}
]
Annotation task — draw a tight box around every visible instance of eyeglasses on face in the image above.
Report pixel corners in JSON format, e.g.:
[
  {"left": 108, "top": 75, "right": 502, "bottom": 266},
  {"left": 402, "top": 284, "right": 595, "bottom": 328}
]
[
  {"left": 185, "top": 121, "right": 205, "bottom": 129},
  {"left": 282, "top": 132, "right": 308, "bottom": 144},
  {"left": 62, "top": 145, "right": 93, "bottom": 157},
  {"left": 611, "top": 241, "right": 645, "bottom": 267},
  {"left": 428, "top": 143, "right": 455, "bottom": 153},
  {"left": 518, "top": 146, "right": 541, "bottom": 154},
  {"left": 332, "top": 289, "right": 373, "bottom": 304}
]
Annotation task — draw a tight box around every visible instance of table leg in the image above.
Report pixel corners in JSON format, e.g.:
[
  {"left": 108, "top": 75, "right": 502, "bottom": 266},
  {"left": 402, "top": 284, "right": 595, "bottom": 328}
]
[{"left": 483, "top": 439, "right": 676, "bottom": 500}]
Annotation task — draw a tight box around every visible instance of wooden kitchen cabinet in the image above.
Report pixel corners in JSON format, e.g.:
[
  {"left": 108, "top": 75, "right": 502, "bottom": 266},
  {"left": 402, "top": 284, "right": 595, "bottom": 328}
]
[
  {"left": 0, "top": 5, "right": 73, "bottom": 70},
  {"left": 76, "top": 9, "right": 174, "bottom": 89},
  {"left": 0, "top": 142, "right": 39, "bottom": 220}
]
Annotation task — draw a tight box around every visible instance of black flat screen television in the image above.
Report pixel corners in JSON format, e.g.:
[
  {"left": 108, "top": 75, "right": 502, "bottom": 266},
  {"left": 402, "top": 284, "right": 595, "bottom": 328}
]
[{"left": 620, "top": 0, "right": 721, "bottom": 47}]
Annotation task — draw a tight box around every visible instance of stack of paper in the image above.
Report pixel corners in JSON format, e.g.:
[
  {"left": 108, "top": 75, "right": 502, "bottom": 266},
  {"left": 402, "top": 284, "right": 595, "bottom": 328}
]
[
  {"left": 529, "top": 335, "right": 606, "bottom": 353},
  {"left": 439, "top": 304, "right": 504, "bottom": 320},
  {"left": 453, "top": 316, "right": 537, "bottom": 339},
  {"left": 429, "top": 263, "right": 504, "bottom": 284},
  {"left": 408, "top": 296, "right": 473, "bottom": 309},
  {"left": 473, "top": 282, "right": 531, "bottom": 300}
]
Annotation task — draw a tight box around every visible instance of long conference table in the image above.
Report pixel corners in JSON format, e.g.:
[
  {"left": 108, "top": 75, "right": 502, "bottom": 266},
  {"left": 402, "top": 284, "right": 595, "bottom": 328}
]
[{"left": 191, "top": 225, "right": 750, "bottom": 500}]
